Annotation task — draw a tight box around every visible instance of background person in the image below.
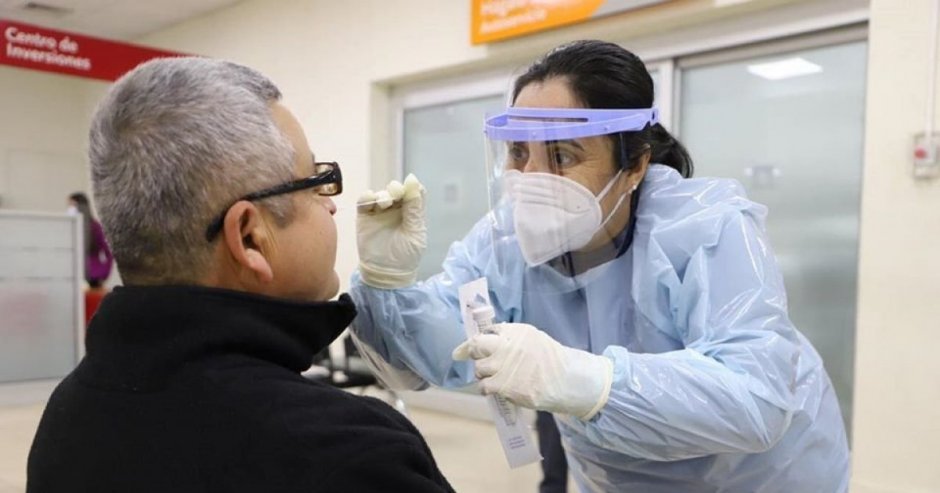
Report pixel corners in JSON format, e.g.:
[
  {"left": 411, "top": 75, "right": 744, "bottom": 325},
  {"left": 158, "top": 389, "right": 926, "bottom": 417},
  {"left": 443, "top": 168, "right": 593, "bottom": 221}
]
[{"left": 66, "top": 191, "right": 113, "bottom": 289}]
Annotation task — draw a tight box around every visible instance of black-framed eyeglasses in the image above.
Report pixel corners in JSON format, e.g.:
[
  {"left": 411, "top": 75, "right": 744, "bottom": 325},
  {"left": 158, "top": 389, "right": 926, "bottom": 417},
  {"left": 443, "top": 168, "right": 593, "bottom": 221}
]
[{"left": 204, "top": 161, "right": 342, "bottom": 242}]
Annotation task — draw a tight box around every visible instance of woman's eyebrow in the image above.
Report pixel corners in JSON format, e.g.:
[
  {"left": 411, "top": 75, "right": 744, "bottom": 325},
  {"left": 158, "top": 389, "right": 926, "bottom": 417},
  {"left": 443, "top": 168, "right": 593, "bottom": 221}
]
[{"left": 547, "top": 140, "right": 585, "bottom": 151}]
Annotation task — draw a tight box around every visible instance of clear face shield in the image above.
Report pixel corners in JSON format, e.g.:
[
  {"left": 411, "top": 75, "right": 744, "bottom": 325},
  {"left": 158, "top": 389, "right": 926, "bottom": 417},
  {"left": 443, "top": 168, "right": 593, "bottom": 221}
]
[{"left": 483, "top": 107, "right": 658, "bottom": 291}]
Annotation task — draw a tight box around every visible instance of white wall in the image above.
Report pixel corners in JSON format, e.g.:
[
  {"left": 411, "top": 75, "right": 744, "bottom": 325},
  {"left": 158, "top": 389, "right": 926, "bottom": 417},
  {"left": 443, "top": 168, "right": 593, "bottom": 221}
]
[
  {"left": 0, "top": 66, "right": 104, "bottom": 212},
  {"left": 851, "top": 1, "right": 940, "bottom": 492}
]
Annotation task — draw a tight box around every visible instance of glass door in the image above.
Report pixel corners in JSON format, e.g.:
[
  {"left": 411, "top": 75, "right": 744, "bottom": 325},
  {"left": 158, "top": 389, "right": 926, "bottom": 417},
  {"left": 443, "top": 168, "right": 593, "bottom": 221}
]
[
  {"left": 678, "top": 37, "right": 867, "bottom": 432},
  {"left": 402, "top": 95, "right": 506, "bottom": 280}
]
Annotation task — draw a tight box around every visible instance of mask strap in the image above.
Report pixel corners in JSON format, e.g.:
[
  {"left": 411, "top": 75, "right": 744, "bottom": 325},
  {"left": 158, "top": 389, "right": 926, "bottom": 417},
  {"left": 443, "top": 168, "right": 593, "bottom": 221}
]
[
  {"left": 599, "top": 191, "right": 628, "bottom": 230},
  {"left": 597, "top": 171, "right": 636, "bottom": 230},
  {"left": 595, "top": 170, "right": 623, "bottom": 201}
]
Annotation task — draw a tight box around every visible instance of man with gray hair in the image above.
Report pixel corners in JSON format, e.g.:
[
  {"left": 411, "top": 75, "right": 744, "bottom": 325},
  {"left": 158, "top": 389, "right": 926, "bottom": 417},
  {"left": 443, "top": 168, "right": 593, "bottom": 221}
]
[{"left": 26, "top": 57, "right": 454, "bottom": 493}]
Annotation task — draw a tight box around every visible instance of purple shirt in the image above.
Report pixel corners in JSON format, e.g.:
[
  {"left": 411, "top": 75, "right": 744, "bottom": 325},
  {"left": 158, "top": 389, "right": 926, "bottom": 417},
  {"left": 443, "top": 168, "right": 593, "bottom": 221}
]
[{"left": 86, "top": 220, "right": 113, "bottom": 282}]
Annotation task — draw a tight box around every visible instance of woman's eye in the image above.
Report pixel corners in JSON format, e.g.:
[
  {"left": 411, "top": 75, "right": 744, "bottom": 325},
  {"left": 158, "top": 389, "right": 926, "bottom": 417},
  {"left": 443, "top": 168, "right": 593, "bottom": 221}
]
[
  {"left": 509, "top": 144, "right": 528, "bottom": 162},
  {"left": 553, "top": 149, "right": 576, "bottom": 167}
]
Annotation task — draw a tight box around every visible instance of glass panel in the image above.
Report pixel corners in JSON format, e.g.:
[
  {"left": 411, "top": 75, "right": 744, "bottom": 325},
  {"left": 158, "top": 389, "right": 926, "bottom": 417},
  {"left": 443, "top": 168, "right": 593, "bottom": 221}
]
[
  {"left": 403, "top": 95, "right": 506, "bottom": 280},
  {"left": 0, "top": 214, "right": 80, "bottom": 382},
  {"left": 679, "top": 41, "right": 867, "bottom": 433}
]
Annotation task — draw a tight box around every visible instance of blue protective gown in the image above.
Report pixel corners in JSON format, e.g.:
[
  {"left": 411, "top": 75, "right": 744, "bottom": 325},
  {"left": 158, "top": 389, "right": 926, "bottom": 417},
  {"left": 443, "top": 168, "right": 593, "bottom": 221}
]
[{"left": 350, "top": 165, "right": 850, "bottom": 492}]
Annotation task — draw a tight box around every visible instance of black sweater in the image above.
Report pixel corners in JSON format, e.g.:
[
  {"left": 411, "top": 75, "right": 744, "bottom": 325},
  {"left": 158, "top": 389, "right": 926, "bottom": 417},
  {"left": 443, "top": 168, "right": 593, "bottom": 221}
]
[{"left": 27, "top": 285, "right": 454, "bottom": 492}]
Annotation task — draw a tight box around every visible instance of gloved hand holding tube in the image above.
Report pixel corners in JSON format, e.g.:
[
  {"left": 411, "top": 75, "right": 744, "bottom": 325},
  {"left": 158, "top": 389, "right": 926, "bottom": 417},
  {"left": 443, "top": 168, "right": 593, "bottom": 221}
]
[
  {"left": 356, "top": 174, "right": 427, "bottom": 289},
  {"left": 453, "top": 322, "right": 614, "bottom": 421}
]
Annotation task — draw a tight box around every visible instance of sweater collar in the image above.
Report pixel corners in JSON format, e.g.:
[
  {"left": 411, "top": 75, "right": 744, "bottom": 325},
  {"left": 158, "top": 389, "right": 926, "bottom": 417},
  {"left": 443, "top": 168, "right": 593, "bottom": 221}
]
[{"left": 80, "top": 285, "right": 357, "bottom": 390}]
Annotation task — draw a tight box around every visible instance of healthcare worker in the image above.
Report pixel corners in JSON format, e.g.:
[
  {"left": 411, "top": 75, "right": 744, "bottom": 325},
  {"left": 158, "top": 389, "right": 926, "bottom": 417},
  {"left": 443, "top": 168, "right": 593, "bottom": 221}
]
[{"left": 350, "top": 40, "right": 849, "bottom": 492}]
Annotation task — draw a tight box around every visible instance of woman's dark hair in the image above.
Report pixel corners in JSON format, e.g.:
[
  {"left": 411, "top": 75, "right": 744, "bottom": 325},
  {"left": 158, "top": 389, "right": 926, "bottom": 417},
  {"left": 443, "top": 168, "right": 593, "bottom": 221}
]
[
  {"left": 69, "top": 191, "right": 94, "bottom": 253},
  {"left": 511, "top": 40, "right": 693, "bottom": 178}
]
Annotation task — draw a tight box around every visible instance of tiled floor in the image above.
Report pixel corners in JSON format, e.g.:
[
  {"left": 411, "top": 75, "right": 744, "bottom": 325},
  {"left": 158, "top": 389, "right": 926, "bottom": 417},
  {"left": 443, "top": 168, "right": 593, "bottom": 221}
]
[
  {"left": 408, "top": 406, "right": 545, "bottom": 492},
  {"left": 0, "top": 403, "right": 43, "bottom": 493},
  {"left": 0, "top": 382, "right": 552, "bottom": 493}
]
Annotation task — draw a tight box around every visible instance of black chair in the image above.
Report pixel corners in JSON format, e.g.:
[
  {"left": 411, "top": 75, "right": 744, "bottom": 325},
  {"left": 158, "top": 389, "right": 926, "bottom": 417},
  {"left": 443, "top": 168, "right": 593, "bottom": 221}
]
[{"left": 303, "top": 335, "right": 407, "bottom": 414}]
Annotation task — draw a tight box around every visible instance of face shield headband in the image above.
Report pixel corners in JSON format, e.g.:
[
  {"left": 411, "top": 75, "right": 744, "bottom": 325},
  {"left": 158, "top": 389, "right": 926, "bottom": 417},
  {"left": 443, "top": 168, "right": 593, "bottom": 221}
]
[{"left": 484, "top": 107, "right": 659, "bottom": 142}]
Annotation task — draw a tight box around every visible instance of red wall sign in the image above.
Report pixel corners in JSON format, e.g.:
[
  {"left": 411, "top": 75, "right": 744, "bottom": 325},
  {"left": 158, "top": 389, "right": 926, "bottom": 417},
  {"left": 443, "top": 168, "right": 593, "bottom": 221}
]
[{"left": 1, "top": 19, "right": 186, "bottom": 81}]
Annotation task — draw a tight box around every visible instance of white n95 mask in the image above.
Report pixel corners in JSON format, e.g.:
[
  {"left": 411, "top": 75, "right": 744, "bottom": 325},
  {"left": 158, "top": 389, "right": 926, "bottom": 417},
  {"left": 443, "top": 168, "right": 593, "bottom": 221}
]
[{"left": 504, "top": 169, "right": 626, "bottom": 266}]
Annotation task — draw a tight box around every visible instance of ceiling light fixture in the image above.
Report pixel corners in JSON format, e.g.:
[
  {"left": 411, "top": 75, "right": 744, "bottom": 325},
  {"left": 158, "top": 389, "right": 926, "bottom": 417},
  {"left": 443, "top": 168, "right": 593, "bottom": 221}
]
[{"left": 747, "top": 57, "right": 823, "bottom": 80}]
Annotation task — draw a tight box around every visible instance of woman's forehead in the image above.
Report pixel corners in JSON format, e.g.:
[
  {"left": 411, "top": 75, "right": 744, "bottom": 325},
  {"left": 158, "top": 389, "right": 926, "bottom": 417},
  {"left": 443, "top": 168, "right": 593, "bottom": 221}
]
[{"left": 514, "top": 78, "right": 581, "bottom": 109}]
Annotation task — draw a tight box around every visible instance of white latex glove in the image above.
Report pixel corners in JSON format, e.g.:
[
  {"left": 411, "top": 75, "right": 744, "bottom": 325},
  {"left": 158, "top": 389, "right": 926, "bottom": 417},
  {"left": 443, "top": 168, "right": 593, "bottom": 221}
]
[
  {"left": 452, "top": 323, "right": 614, "bottom": 421},
  {"left": 356, "top": 174, "right": 427, "bottom": 289}
]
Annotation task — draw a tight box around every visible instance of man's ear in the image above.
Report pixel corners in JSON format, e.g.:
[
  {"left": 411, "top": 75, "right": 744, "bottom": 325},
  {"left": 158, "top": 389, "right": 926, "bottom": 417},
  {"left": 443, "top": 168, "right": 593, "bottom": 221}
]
[{"left": 222, "top": 201, "right": 274, "bottom": 284}]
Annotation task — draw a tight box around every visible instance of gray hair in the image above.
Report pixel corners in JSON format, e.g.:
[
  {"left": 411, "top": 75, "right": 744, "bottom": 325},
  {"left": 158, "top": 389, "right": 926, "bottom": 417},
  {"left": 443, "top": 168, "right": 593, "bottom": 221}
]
[{"left": 89, "top": 57, "right": 295, "bottom": 285}]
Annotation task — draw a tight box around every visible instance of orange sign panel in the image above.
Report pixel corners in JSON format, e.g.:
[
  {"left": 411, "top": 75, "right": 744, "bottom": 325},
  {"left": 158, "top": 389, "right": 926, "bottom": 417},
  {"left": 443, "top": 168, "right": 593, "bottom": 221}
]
[{"left": 472, "top": 0, "right": 668, "bottom": 44}]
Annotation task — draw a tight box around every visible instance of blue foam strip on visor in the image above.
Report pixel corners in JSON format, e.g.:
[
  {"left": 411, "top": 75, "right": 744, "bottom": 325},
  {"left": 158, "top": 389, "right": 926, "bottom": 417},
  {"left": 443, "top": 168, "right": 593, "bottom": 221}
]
[{"left": 484, "top": 107, "right": 659, "bottom": 142}]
